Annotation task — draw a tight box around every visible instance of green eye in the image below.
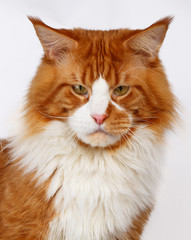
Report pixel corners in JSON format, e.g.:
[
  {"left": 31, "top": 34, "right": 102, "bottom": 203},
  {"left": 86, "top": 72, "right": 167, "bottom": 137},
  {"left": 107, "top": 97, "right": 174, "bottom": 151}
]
[
  {"left": 114, "top": 86, "right": 129, "bottom": 96},
  {"left": 72, "top": 85, "right": 88, "bottom": 95}
]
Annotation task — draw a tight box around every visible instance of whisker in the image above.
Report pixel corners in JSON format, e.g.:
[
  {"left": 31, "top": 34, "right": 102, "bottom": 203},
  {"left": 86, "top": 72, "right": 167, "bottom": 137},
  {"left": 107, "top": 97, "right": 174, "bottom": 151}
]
[
  {"left": 123, "top": 130, "right": 143, "bottom": 155},
  {"left": 119, "top": 116, "right": 159, "bottom": 120},
  {"left": 121, "top": 133, "right": 133, "bottom": 150},
  {"left": 128, "top": 128, "right": 148, "bottom": 150},
  {"left": 32, "top": 95, "right": 69, "bottom": 120}
]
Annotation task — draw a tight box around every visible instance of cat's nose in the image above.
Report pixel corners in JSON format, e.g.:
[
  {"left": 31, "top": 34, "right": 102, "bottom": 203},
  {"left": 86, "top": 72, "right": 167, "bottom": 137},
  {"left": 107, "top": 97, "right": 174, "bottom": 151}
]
[{"left": 91, "top": 114, "right": 107, "bottom": 125}]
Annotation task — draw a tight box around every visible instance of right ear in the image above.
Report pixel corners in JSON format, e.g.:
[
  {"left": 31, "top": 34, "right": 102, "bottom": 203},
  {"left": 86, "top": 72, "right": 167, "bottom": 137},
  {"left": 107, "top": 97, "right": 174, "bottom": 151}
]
[
  {"left": 124, "top": 17, "right": 173, "bottom": 60},
  {"left": 28, "top": 17, "right": 78, "bottom": 62}
]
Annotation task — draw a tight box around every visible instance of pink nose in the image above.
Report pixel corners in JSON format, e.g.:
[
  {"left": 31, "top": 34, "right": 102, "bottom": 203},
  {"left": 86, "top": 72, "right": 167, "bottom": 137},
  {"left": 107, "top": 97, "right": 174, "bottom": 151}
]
[{"left": 91, "top": 114, "right": 107, "bottom": 125}]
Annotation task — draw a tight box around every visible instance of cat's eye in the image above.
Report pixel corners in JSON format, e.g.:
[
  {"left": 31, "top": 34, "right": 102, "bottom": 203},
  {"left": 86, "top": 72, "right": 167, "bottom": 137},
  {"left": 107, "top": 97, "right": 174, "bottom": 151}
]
[
  {"left": 72, "top": 85, "right": 88, "bottom": 95},
  {"left": 113, "top": 86, "right": 129, "bottom": 96}
]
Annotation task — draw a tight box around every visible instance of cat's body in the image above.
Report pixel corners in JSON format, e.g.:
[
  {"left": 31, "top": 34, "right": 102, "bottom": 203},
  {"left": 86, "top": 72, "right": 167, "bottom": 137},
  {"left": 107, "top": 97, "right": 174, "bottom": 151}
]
[{"left": 0, "top": 17, "right": 176, "bottom": 240}]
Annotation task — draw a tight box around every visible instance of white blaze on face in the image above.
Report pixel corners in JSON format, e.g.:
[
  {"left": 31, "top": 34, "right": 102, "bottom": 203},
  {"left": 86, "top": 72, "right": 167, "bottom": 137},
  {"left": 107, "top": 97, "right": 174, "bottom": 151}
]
[
  {"left": 89, "top": 77, "right": 110, "bottom": 115},
  {"left": 68, "top": 77, "right": 121, "bottom": 147}
]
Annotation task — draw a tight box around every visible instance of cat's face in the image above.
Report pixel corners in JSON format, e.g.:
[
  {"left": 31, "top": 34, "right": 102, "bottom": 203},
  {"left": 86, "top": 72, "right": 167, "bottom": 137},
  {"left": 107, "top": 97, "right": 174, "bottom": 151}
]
[
  {"left": 68, "top": 77, "right": 127, "bottom": 147},
  {"left": 26, "top": 17, "right": 176, "bottom": 148}
]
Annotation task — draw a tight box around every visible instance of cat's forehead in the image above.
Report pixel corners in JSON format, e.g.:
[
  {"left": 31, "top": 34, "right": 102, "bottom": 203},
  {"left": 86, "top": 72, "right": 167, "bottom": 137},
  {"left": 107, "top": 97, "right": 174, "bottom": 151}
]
[
  {"left": 58, "top": 29, "right": 136, "bottom": 87},
  {"left": 73, "top": 28, "right": 133, "bottom": 62}
]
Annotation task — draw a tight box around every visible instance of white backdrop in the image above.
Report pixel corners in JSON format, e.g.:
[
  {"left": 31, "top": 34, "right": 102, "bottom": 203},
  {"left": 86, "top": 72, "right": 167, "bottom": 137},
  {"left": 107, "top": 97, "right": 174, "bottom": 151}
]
[{"left": 0, "top": 0, "right": 191, "bottom": 239}]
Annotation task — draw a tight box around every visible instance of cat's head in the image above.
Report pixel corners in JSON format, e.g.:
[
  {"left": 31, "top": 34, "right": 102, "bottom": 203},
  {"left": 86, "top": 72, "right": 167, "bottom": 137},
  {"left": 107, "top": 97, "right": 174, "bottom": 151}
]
[{"left": 25, "top": 17, "right": 176, "bottom": 148}]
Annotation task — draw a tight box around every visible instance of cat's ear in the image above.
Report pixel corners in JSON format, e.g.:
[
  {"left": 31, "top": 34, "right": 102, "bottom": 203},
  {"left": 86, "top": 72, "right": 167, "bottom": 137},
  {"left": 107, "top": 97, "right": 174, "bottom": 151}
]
[
  {"left": 125, "top": 17, "right": 173, "bottom": 59},
  {"left": 28, "top": 17, "right": 78, "bottom": 62}
]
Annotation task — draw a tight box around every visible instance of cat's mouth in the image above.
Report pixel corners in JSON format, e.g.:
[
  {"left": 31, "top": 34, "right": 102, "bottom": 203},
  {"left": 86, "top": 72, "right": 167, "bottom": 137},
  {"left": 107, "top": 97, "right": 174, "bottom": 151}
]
[
  {"left": 90, "top": 129, "right": 111, "bottom": 136},
  {"left": 82, "top": 128, "right": 121, "bottom": 148},
  {"left": 88, "top": 130, "right": 109, "bottom": 141}
]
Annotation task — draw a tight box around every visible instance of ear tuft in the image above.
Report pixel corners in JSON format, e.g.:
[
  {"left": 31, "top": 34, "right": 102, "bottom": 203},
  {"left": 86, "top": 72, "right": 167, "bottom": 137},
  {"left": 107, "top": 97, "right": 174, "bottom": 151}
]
[
  {"left": 28, "top": 16, "right": 78, "bottom": 62},
  {"left": 152, "top": 16, "right": 174, "bottom": 28},
  {"left": 125, "top": 16, "right": 173, "bottom": 59},
  {"left": 28, "top": 16, "right": 45, "bottom": 26}
]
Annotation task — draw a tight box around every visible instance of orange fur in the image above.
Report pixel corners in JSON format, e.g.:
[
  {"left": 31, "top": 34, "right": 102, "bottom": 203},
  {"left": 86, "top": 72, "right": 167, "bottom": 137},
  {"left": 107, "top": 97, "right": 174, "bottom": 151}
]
[
  {"left": 0, "top": 140, "right": 55, "bottom": 239},
  {"left": 123, "top": 208, "right": 152, "bottom": 240},
  {"left": 0, "top": 17, "right": 177, "bottom": 239},
  {"left": 25, "top": 17, "right": 176, "bottom": 141}
]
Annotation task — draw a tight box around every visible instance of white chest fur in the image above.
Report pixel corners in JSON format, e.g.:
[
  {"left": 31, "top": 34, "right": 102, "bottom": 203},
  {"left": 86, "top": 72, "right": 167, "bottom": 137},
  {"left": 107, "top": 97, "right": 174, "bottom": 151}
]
[{"left": 11, "top": 121, "right": 162, "bottom": 240}]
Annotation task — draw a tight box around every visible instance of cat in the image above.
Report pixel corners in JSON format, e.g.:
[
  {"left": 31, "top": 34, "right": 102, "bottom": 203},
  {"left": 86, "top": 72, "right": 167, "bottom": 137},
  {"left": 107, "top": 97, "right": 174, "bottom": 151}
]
[{"left": 0, "top": 16, "right": 177, "bottom": 240}]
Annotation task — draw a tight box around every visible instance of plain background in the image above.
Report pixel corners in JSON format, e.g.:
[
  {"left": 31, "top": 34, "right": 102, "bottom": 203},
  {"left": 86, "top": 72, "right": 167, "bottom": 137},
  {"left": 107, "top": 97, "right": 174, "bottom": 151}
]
[{"left": 0, "top": 0, "right": 191, "bottom": 239}]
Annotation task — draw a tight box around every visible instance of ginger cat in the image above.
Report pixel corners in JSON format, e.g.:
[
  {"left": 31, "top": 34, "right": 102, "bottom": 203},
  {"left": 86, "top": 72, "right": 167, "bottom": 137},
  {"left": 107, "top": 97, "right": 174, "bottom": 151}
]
[{"left": 0, "top": 17, "right": 177, "bottom": 240}]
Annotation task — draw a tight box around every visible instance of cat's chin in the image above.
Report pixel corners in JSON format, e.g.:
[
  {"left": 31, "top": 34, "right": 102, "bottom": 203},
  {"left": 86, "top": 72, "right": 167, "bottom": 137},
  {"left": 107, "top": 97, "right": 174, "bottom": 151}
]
[{"left": 79, "top": 130, "right": 121, "bottom": 148}]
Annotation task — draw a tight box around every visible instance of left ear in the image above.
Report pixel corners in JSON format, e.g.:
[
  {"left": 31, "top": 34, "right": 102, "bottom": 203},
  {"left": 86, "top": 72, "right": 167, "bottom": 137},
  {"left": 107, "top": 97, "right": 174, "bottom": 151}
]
[
  {"left": 125, "top": 17, "right": 173, "bottom": 59},
  {"left": 28, "top": 17, "right": 78, "bottom": 62}
]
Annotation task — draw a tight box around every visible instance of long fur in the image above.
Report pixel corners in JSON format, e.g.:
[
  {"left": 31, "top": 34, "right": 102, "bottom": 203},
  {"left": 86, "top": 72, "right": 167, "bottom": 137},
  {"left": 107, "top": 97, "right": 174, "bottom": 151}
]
[
  {"left": 10, "top": 118, "right": 162, "bottom": 240},
  {"left": 0, "top": 16, "right": 177, "bottom": 240}
]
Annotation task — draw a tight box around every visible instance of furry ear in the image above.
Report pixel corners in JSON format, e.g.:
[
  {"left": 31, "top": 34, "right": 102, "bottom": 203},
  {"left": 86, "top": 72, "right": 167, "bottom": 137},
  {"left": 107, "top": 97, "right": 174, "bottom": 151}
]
[
  {"left": 125, "top": 17, "right": 173, "bottom": 59},
  {"left": 28, "top": 17, "right": 78, "bottom": 62}
]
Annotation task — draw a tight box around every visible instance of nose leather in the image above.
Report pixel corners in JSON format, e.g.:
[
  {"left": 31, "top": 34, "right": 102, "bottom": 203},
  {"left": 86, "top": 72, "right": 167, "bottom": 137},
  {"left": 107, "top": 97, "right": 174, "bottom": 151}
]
[{"left": 91, "top": 114, "right": 107, "bottom": 125}]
